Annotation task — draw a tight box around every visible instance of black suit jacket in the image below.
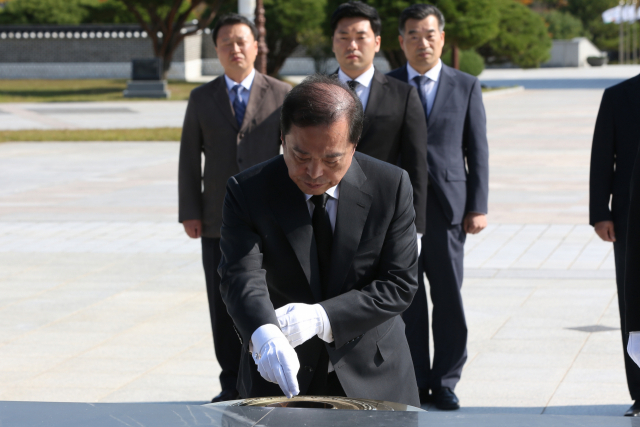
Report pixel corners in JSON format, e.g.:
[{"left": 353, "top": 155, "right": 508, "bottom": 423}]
[
  {"left": 590, "top": 74, "right": 640, "bottom": 226},
  {"left": 388, "top": 64, "right": 489, "bottom": 224},
  {"left": 347, "top": 69, "right": 428, "bottom": 234},
  {"left": 218, "top": 152, "right": 420, "bottom": 406},
  {"left": 626, "top": 147, "right": 640, "bottom": 333}
]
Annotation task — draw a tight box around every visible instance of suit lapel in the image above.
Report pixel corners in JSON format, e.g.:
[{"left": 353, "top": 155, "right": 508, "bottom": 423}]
[
  {"left": 398, "top": 64, "right": 410, "bottom": 83},
  {"left": 240, "top": 72, "right": 269, "bottom": 133},
  {"left": 211, "top": 76, "right": 238, "bottom": 131},
  {"left": 327, "top": 157, "right": 372, "bottom": 298},
  {"left": 268, "top": 159, "right": 323, "bottom": 302},
  {"left": 361, "top": 70, "right": 387, "bottom": 139},
  {"left": 427, "top": 64, "right": 455, "bottom": 128}
]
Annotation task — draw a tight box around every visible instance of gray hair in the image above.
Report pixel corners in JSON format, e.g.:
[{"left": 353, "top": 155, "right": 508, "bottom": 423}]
[
  {"left": 280, "top": 74, "right": 364, "bottom": 145},
  {"left": 399, "top": 4, "right": 445, "bottom": 35}
]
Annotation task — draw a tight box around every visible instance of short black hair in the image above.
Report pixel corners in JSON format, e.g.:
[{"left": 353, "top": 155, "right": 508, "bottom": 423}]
[
  {"left": 281, "top": 74, "right": 364, "bottom": 145},
  {"left": 212, "top": 13, "right": 258, "bottom": 47},
  {"left": 331, "top": 1, "right": 382, "bottom": 37},
  {"left": 399, "top": 4, "right": 445, "bottom": 35}
]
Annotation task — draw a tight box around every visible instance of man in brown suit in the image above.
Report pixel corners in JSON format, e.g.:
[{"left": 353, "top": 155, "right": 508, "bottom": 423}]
[{"left": 178, "top": 13, "right": 290, "bottom": 402}]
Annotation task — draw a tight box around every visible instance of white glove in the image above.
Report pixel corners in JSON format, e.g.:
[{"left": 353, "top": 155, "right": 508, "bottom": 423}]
[
  {"left": 417, "top": 233, "right": 423, "bottom": 256},
  {"left": 276, "top": 303, "right": 334, "bottom": 348},
  {"left": 628, "top": 332, "right": 640, "bottom": 368},
  {"left": 251, "top": 324, "right": 300, "bottom": 398}
]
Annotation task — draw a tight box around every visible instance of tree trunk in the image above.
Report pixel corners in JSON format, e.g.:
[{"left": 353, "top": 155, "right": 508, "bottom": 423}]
[
  {"left": 162, "top": 50, "right": 176, "bottom": 80},
  {"left": 382, "top": 49, "right": 406, "bottom": 70},
  {"left": 452, "top": 43, "right": 460, "bottom": 70},
  {"left": 266, "top": 35, "right": 298, "bottom": 77}
]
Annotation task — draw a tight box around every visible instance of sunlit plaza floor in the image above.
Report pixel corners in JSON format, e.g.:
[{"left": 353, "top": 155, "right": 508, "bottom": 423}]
[{"left": 0, "top": 87, "right": 634, "bottom": 416}]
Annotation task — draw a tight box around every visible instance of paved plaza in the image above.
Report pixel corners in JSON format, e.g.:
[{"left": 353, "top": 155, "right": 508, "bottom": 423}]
[{"left": 0, "top": 85, "right": 635, "bottom": 416}]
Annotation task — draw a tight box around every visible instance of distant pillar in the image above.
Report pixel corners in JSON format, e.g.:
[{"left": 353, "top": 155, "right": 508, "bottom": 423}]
[
  {"left": 620, "top": 0, "right": 626, "bottom": 64},
  {"left": 254, "top": 0, "right": 269, "bottom": 75},
  {"left": 238, "top": 0, "right": 256, "bottom": 21},
  {"left": 634, "top": 0, "right": 638, "bottom": 63}
]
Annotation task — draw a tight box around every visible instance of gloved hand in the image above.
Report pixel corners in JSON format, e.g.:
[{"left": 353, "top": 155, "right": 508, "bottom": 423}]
[
  {"left": 251, "top": 324, "right": 300, "bottom": 398},
  {"left": 629, "top": 332, "right": 640, "bottom": 368},
  {"left": 276, "top": 303, "right": 333, "bottom": 348}
]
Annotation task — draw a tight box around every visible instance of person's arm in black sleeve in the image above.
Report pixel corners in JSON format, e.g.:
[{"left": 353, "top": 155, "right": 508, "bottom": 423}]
[
  {"left": 217, "top": 177, "right": 278, "bottom": 350},
  {"left": 589, "top": 89, "right": 616, "bottom": 226},
  {"left": 320, "top": 170, "right": 419, "bottom": 349},
  {"left": 178, "top": 93, "right": 204, "bottom": 224}
]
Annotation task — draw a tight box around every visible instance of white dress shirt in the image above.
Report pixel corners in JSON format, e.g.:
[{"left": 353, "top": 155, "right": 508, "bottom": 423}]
[
  {"left": 224, "top": 68, "right": 255, "bottom": 106},
  {"left": 407, "top": 59, "right": 442, "bottom": 117},
  {"left": 304, "top": 184, "right": 339, "bottom": 231},
  {"left": 337, "top": 66, "right": 375, "bottom": 111}
]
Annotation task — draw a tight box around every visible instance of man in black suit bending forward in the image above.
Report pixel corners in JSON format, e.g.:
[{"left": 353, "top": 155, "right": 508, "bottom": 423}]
[
  {"left": 218, "top": 75, "right": 420, "bottom": 407},
  {"left": 388, "top": 4, "right": 489, "bottom": 410}
]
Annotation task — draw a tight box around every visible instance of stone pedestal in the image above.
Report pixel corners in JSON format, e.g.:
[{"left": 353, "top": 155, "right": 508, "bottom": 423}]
[{"left": 123, "top": 80, "right": 170, "bottom": 98}]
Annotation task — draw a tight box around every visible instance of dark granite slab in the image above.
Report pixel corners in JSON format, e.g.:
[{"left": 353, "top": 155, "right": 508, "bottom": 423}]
[{"left": 1, "top": 401, "right": 638, "bottom": 427}]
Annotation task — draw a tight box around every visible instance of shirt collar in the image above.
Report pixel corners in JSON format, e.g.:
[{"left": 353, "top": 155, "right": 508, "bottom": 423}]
[
  {"left": 337, "top": 65, "right": 375, "bottom": 88},
  {"left": 407, "top": 59, "right": 442, "bottom": 82},
  {"left": 304, "top": 183, "right": 340, "bottom": 201},
  {"left": 224, "top": 68, "right": 256, "bottom": 92}
]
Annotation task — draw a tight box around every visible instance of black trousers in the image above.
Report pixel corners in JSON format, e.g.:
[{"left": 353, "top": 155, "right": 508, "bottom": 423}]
[
  {"left": 403, "top": 190, "right": 468, "bottom": 391},
  {"left": 202, "top": 236, "right": 242, "bottom": 392},
  {"left": 612, "top": 196, "right": 640, "bottom": 401}
]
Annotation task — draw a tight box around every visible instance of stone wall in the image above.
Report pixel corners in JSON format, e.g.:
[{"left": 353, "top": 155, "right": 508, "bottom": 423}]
[
  {"left": 0, "top": 24, "right": 390, "bottom": 79},
  {"left": 0, "top": 24, "right": 201, "bottom": 79}
]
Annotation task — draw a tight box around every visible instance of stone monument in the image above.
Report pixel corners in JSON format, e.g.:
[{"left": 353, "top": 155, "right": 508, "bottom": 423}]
[{"left": 123, "top": 58, "right": 170, "bottom": 98}]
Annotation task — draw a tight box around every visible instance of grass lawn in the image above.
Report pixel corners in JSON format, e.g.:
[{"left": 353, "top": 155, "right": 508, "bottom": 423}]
[
  {"left": 0, "top": 79, "right": 203, "bottom": 102},
  {"left": 0, "top": 127, "right": 181, "bottom": 142}
]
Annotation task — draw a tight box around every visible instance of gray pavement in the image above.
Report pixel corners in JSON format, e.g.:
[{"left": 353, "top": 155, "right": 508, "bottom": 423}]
[
  {"left": 0, "top": 102, "right": 188, "bottom": 130},
  {"left": 479, "top": 64, "right": 640, "bottom": 89},
  {"left": 0, "top": 86, "right": 633, "bottom": 416}
]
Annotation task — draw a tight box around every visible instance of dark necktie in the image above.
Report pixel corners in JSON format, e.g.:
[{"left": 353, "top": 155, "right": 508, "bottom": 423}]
[
  {"left": 347, "top": 80, "right": 358, "bottom": 91},
  {"left": 311, "top": 193, "right": 333, "bottom": 298},
  {"left": 413, "top": 75, "right": 429, "bottom": 118},
  {"left": 231, "top": 84, "right": 246, "bottom": 127}
]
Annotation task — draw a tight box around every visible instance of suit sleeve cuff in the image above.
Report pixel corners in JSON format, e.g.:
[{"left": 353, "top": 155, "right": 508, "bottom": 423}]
[
  {"left": 250, "top": 323, "right": 283, "bottom": 354},
  {"left": 316, "top": 304, "right": 334, "bottom": 343}
]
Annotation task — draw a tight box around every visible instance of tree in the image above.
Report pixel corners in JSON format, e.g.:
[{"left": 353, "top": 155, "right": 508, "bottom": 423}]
[
  {"left": 442, "top": 48, "right": 484, "bottom": 76},
  {"left": 432, "top": 0, "right": 500, "bottom": 69},
  {"left": 115, "top": 0, "right": 226, "bottom": 78},
  {"left": 560, "top": 0, "right": 619, "bottom": 51},
  {"left": 0, "top": 0, "right": 97, "bottom": 24},
  {"left": 541, "top": 9, "right": 586, "bottom": 39},
  {"left": 479, "top": 0, "right": 551, "bottom": 68},
  {"left": 263, "top": 0, "right": 327, "bottom": 76}
]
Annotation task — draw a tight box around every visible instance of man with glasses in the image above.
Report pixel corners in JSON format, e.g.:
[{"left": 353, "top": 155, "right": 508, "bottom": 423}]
[{"left": 388, "top": 4, "right": 489, "bottom": 410}]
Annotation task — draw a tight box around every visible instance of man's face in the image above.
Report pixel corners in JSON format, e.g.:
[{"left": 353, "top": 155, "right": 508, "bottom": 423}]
[
  {"left": 399, "top": 16, "right": 445, "bottom": 72},
  {"left": 215, "top": 23, "right": 258, "bottom": 75},
  {"left": 282, "top": 119, "right": 356, "bottom": 195},
  {"left": 332, "top": 17, "right": 381, "bottom": 75}
]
